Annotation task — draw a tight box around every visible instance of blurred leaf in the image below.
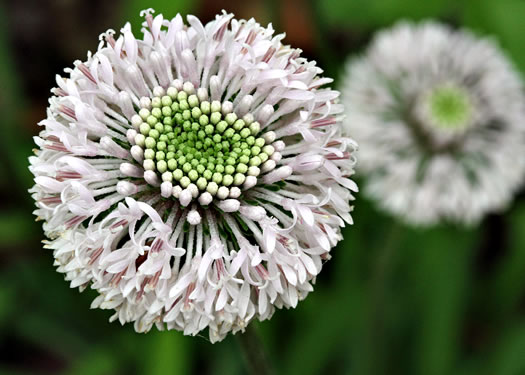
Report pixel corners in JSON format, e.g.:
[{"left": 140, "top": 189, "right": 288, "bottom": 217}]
[
  {"left": 0, "top": 211, "right": 38, "bottom": 248},
  {"left": 487, "top": 202, "right": 525, "bottom": 316},
  {"left": 0, "top": 2, "right": 32, "bottom": 189},
  {"left": 0, "top": 283, "right": 15, "bottom": 329},
  {"left": 140, "top": 330, "right": 191, "bottom": 375},
  {"left": 463, "top": 0, "right": 525, "bottom": 73},
  {"left": 485, "top": 321, "right": 525, "bottom": 375},
  {"left": 409, "top": 226, "right": 477, "bottom": 375},
  {"left": 315, "top": 0, "right": 455, "bottom": 28},
  {"left": 63, "top": 349, "right": 118, "bottom": 375},
  {"left": 14, "top": 311, "right": 89, "bottom": 361}
]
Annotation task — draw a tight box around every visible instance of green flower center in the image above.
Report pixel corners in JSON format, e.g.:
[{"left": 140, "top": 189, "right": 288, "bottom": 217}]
[
  {"left": 426, "top": 84, "right": 473, "bottom": 131},
  {"left": 131, "top": 83, "right": 275, "bottom": 202}
]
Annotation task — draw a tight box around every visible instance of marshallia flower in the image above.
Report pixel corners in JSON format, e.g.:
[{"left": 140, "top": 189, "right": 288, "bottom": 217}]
[
  {"left": 29, "top": 9, "right": 357, "bottom": 342},
  {"left": 342, "top": 21, "right": 525, "bottom": 226}
]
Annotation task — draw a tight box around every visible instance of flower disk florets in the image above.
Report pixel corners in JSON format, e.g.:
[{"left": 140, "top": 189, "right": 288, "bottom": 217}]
[{"left": 128, "top": 81, "right": 276, "bottom": 204}]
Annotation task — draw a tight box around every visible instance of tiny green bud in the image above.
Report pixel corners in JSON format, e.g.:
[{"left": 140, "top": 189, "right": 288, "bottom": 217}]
[
  {"left": 225, "top": 165, "right": 235, "bottom": 175},
  {"left": 145, "top": 137, "right": 156, "bottom": 149},
  {"left": 210, "top": 112, "right": 221, "bottom": 125},
  {"left": 151, "top": 107, "right": 162, "bottom": 118},
  {"left": 255, "top": 137, "right": 266, "bottom": 148},
  {"left": 188, "top": 170, "right": 198, "bottom": 181},
  {"left": 236, "top": 163, "right": 248, "bottom": 174},
  {"left": 207, "top": 182, "right": 219, "bottom": 195},
  {"left": 167, "top": 87, "right": 178, "bottom": 99},
  {"left": 182, "top": 162, "right": 192, "bottom": 173},
  {"left": 259, "top": 152, "right": 269, "bottom": 162},
  {"left": 177, "top": 91, "right": 188, "bottom": 101},
  {"left": 149, "top": 129, "right": 160, "bottom": 139},
  {"left": 203, "top": 170, "right": 213, "bottom": 180},
  {"left": 222, "top": 174, "right": 234, "bottom": 186},
  {"left": 212, "top": 172, "right": 223, "bottom": 184},
  {"left": 262, "top": 145, "right": 275, "bottom": 155},
  {"left": 191, "top": 107, "right": 202, "bottom": 119},
  {"left": 188, "top": 95, "right": 199, "bottom": 108},
  {"left": 161, "top": 95, "right": 172, "bottom": 106},
  {"left": 233, "top": 173, "right": 246, "bottom": 186},
  {"left": 240, "top": 128, "right": 251, "bottom": 138},
  {"left": 200, "top": 101, "right": 211, "bottom": 114},
  {"left": 144, "top": 149, "right": 155, "bottom": 160},
  {"left": 157, "top": 160, "right": 167, "bottom": 173},
  {"left": 225, "top": 113, "right": 237, "bottom": 125},
  {"left": 233, "top": 119, "right": 245, "bottom": 131},
  {"left": 135, "top": 134, "right": 146, "bottom": 147},
  {"left": 210, "top": 101, "right": 222, "bottom": 113},
  {"left": 162, "top": 106, "right": 172, "bottom": 117},
  {"left": 216, "top": 121, "right": 228, "bottom": 133},
  {"left": 173, "top": 169, "right": 183, "bottom": 181},
  {"left": 139, "top": 108, "right": 150, "bottom": 120},
  {"left": 239, "top": 155, "right": 250, "bottom": 164},
  {"left": 179, "top": 100, "right": 189, "bottom": 111},
  {"left": 224, "top": 128, "right": 235, "bottom": 138},
  {"left": 249, "top": 156, "right": 261, "bottom": 166},
  {"left": 249, "top": 122, "right": 261, "bottom": 135},
  {"left": 167, "top": 159, "right": 178, "bottom": 170},
  {"left": 155, "top": 123, "right": 164, "bottom": 133},
  {"left": 196, "top": 177, "right": 207, "bottom": 190},
  {"left": 199, "top": 114, "right": 209, "bottom": 126},
  {"left": 162, "top": 172, "right": 173, "bottom": 182},
  {"left": 151, "top": 97, "right": 162, "bottom": 108},
  {"left": 156, "top": 151, "right": 166, "bottom": 160},
  {"left": 147, "top": 115, "right": 158, "bottom": 126},
  {"left": 196, "top": 164, "right": 205, "bottom": 174},
  {"left": 180, "top": 176, "right": 191, "bottom": 188},
  {"left": 140, "top": 123, "right": 151, "bottom": 135}
]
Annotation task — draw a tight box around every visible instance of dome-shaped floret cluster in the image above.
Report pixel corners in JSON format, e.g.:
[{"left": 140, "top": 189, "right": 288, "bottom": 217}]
[
  {"left": 127, "top": 81, "right": 279, "bottom": 205},
  {"left": 342, "top": 21, "right": 525, "bottom": 226},
  {"left": 29, "top": 9, "right": 357, "bottom": 342}
]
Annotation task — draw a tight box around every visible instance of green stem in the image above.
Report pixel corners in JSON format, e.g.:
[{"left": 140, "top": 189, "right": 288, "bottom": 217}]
[
  {"left": 356, "top": 221, "right": 403, "bottom": 375},
  {"left": 236, "top": 324, "right": 274, "bottom": 375}
]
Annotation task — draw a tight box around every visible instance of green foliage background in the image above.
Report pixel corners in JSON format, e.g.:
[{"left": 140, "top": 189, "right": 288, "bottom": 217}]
[{"left": 1, "top": 0, "right": 525, "bottom": 374}]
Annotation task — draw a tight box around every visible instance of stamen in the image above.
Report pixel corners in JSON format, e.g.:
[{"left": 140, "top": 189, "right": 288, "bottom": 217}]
[
  {"left": 311, "top": 117, "right": 336, "bottom": 128},
  {"left": 59, "top": 105, "right": 77, "bottom": 121},
  {"left": 325, "top": 151, "right": 350, "bottom": 160},
  {"left": 77, "top": 63, "right": 97, "bottom": 84}
]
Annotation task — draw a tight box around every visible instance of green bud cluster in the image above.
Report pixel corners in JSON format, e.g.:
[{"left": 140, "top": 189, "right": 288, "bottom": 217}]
[
  {"left": 425, "top": 83, "right": 473, "bottom": 131},
  {"left": 132, "top": 84, "right": 275, "bottom": 196}
]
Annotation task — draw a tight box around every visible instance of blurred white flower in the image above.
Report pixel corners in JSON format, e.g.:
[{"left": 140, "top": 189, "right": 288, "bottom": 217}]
[
  {"left": 342, "top": 21, "right": 525, "bottom": 226},
  {"left": 29, "top": 10, "right": 357, "bottom": 342}
]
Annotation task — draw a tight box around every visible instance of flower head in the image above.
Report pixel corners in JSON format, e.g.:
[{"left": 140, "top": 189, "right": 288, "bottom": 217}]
[
  {"left": 342, "top": 21, "right": 525, "bottom": 226},
  {"left": 30, "top": 10, "right": 357, "bottom": 341}
]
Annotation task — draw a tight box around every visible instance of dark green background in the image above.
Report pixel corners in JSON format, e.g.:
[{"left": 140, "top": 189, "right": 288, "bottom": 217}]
[{"left": 1, "top": 0, "right": 525, "bottom": 374}]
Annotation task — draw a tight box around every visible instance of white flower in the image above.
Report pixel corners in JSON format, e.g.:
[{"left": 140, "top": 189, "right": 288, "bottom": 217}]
[
  {"left": 342, "top": 21, "right": 525, "bottom": 226},
  {"left": 30, "top": 10, "right": 357, "bottom": 342}
]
